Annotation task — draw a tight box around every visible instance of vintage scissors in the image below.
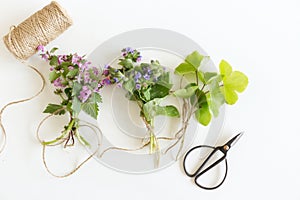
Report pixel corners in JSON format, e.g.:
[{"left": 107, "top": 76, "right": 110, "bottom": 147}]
[{"left": 183, "top": 132, "right": 244, "bottom": 190}]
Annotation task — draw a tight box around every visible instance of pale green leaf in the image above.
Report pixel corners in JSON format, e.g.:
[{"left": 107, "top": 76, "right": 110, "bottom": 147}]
[
  {"left": 185, "top": 51, "right": 204, "bottom": 69},
  {"left": 219, "top": 60, "right": 248, "bottom": 105},
  {"left": 174, "top": 86, "right": 198, "bottom": 98},
  {"left": 223, "top": 71, "right": 248, "bottom": 93},
  {"left": 195, "top": 103, "right": 211, "bottom": 126},
  {"left": 207, "top": 78, "right": 225, "bottom": 117},
  {"left": 204, "top": 72, "right": 218, "bottom": 83},
  {"left": 174, "top": 62, "right": 195, "bottom": 75},
  {"left": 156, "top": 105, "right": 180, "bottom": 118},
  {"left": 219, "top": 60, "right": 232, "bottom": 76}
]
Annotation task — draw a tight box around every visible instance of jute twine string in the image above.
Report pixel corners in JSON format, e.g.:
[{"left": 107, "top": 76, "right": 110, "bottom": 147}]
[
  {"left": 3, "top": 1, "right": 73, "bottom": 60},
  {"left": 36, "top": 110, "right": 102, "bottom": 178}
]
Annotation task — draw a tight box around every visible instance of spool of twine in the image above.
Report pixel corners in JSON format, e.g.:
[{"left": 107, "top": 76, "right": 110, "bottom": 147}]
[{"left": 3, "top": 1, "right": 73, "bottom": 60}]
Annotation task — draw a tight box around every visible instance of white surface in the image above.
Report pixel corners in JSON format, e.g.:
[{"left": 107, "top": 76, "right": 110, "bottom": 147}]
[{"left": 0, "top": 0, "right": 299, "bottom": 199}]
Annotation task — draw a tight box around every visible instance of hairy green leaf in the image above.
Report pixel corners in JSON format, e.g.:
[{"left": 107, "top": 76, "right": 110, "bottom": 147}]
[
  {"left": 67, "top": 68, "right": 79, "bottom": 78},
  {"left": 123, "top": 79, "right": 135, "bottom": 94},
  {"left": 43, "top": 104, "right": 65, "bottom": 115},
  {"left": 49, "top": 56, "right": 58, "bottom": 66},
  {"left": 71, "top": 96, "right": 81, "bottom": 115},
  {"left": 49, "top": 71, "right": 60, "bottom": 82},
  {"left": 82, "top": 102, "right": 99, "bottom": 119}
]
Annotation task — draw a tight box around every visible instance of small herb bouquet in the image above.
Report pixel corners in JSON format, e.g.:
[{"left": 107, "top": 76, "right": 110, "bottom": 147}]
[
  {"left": 102, "top": 48, "right": 180, "bottom": 155},
  {"left": 36, "top": 45, "right": 103, "bottom": 176}
]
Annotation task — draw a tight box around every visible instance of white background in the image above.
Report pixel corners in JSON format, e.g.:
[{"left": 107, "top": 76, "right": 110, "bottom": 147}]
[{"left": 0, "top": 0, "right": 299, "bottom": 199}]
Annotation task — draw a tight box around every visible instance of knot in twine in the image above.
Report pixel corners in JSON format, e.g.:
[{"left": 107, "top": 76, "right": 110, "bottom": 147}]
[{"left": 3, "top": 1, "right": 73, "bottom": 60}]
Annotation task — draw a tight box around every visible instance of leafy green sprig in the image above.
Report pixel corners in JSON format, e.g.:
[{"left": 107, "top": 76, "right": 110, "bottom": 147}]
[
  {"left": 174, "top": 51, "right": 248, "bottom": 125},
  {"left": 103, "top": 47, "right": 180, "bottom": 153},
  {"left": 37, "top": 45, "right": 103, "bottom": 147}
]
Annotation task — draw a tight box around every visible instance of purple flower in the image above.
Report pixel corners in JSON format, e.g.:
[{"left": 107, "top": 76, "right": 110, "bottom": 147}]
[
  {"left": 103, "top": 70, "right": 109, "bottom": 76},
  {"left": 50, "top": 67, "right": 54, "bottom": 71},
  {"left": 117, "top": 82, "right": 122, "bottom": 88},
  {"left": 41, "top": 54, "right": 49, "bottom": 60},
  {"left": 113, "top": 77, "right": 119, "bottom": 83},
  {"left": 78, "top": 86, "right": 92, "bottom": 103},
  {"left": 143, "top": 74, "right": 150, "bottom": 80},
  {"left": 135, "top": 83, "right": 141, "bottom": 90},
  {"left": 101, "top": 78, "right": 111, "bottom": 85},
  {"left": 53, "top": 77, "right": 63, "bottom": 87},
  {"left": 37, "top": 45, "right": 45, "bottom": 52},
  {"left": 134, "top": 72, "right": 142, "bottom": 81},
  {"left": 125, "top": 47, "right": 134, "bottom": 53},
  {"left": 104, "top": 64, "right": 110, "bottom": 69},
  {"left": 93, "top": 67, "right": 99, "bottom": 75},
  {"left": 136, "top": 56, "right": 142, "bottom": 62},
  {"left": 57, "top": 55, "right": 65, "bottom": 64},
  {"left": 84, "top": 72, "right": 90, "bottom": 84},
  {"left": 72, "top": 54, "right": 82, "bottom": 65}
]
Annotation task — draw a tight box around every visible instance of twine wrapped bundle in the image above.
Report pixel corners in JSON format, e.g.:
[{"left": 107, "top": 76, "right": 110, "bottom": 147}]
[{"left": 3, "top": 1, "right": 73, "bottom": 60}]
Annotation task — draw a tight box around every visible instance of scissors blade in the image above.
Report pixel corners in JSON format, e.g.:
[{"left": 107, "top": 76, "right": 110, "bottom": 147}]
[{"left": 225, "top": 132, "right": 244, "bottom": 148}]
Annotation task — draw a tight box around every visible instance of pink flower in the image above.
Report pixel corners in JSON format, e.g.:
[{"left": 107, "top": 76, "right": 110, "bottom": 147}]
[
  {"left": 78, "top": 86, "right": 92, "bottom": 103},
  {"left": 53, "top": 77, "right": 64, "bottom": 88},
  {"left": 37, "top": 45, "right": 45, "bottom": 52}
]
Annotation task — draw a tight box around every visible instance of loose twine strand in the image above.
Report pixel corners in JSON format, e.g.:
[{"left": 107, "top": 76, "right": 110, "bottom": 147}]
[{"left": 0, "top": 62, "right": 46, "bottom": 154}]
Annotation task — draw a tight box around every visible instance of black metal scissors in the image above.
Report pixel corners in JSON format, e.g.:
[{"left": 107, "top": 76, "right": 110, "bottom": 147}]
[{"left": 183, "top": 132, "right": 244, "bottom": 190}]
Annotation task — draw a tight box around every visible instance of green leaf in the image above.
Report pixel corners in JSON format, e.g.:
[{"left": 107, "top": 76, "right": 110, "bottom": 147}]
[
  {"left": 195, "top": 103, "right": 211, "bottom": 126},
  {"left": 149, "top": 84, "right": 171, "bottom": 100},
  {"left": 123, "top": 79, "right": 135, "bottom": 94},
  {"left": 72, "top": 82, "right": 82, "bottom": 98},
  {"left": 90, "top": 93, "right": 102, "bottom": 103},
  {"left": 142, "top": 99, "right": 179, "bottom": 121},
  {"left": 49, "top": 56, "right": 58, "bottom": 66},
  {"left": 82, "top": 102, "right": 99, "bottom": 119},
  {"left": 204, "top": 72, "right": 218, "bottom": 83},
  {"left": 174, "top": 85, "right": 198, "bottom": 98},
  {"left": 43, "top": 104, "right": 65, "bottom": 115},
  {"left": 206, "top": 78, "right": 225, "bottom": 117},
  {"left": 174, "top": 62, "right": 195, "bottom": 75},
  {"left": 71, "top": 96, "right": 81, "bottom": 115},
  {"left": 64, "top": 88, "right": 72, "bottom": 99},
  {"left": 219, "top": 60, "right": 232, "bottom": 76},
  {"left": 118, "top": 59, "right": 133, "bottom": 69},
  {"left": 66, "top": 68, "right": 79, "bottom": 78},
  {"left": 49, "top": 71, "right": 60, "bottom": 82},
  {"left": 219, "top": 60, "right": 248, "bottom": 105},
  {"left": 185, "top": 51, "right": 204, "bottom": 69},
  {"left": 197, "top": 71, "right": 205, "bottom": 83},
  {"left": 158, "top": 105, "right": 180, "bottom": 117},
  {"left": 190, "top": 89, "right": 207, "bottom": 108},
  {"left": 50, "top": 47, "right": 58, "bottom": 53}
]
